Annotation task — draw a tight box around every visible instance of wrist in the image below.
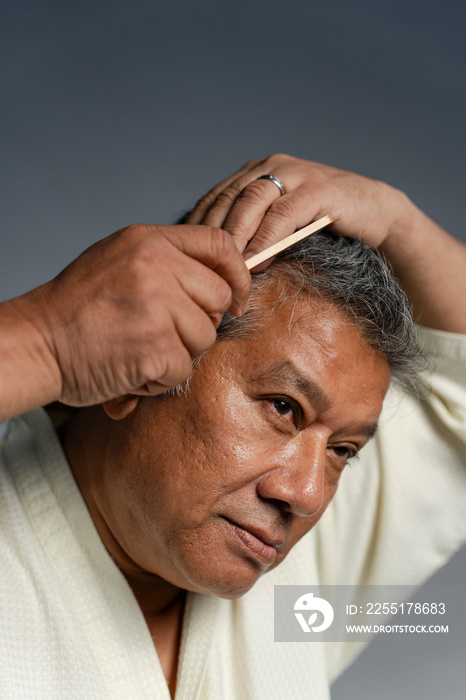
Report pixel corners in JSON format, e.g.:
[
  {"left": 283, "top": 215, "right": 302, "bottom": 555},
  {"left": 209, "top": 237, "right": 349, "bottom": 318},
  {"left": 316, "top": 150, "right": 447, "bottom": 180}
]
[
  {"left": 0, "top": 285, "right": 63, "bottom": 420},
  {"left": 382, "top": 187, "right": 416, "bottom": 245}
]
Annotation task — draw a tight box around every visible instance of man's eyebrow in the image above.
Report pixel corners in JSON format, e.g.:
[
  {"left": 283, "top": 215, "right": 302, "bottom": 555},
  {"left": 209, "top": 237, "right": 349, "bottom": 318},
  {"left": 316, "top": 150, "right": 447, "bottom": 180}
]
[
  {"left": 354, "top": 422, "right": 378, "bottom": 441},
  {"left": 251, "top": 361, "right": 380, "bottom": 440},
  {"left": 251, "top": 361, "right": 332, "bottom": 412}
]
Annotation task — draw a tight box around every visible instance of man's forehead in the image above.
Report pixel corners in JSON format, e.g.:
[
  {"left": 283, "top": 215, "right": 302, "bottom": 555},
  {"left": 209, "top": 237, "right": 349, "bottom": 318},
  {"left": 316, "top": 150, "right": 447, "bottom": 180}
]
[{"left": 251, "top": 287, "right": 353, "bottom": 342}]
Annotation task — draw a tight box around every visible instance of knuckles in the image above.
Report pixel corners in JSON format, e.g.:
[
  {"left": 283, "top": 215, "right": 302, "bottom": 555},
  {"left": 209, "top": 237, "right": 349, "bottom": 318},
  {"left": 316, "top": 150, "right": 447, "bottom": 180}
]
[
  {"left": 263, "top": 152, "right": 292, "bottom": 165},
  {"left": 143, "top": 308, "right": 177, "bottom": 348},
  {"left": 202, "top": 225, "right": 237, "bottom": 260},
  {"left": 211, "top": 276, "right": 234, "bottom": 313},
  {"left": 198, "top": 317, "right": 218, "bottom": 347},
  {"left": 268, "top": 195, "right": 299, "bottom": 223},
  {"left": 138, "top": 348, "right": 193, "bottom": 390},
  {"left": 194, "top": 188, "right": 219, "bottom": 214},
  {"left": 253, "top": 200, "right": 299, "bottom": 245},
  {"left": 237, "top": 180, "right": 274, "bottom": 206},
  {"left": 215, "top": 186, "right": 243, "bottom": 210},
  {"left": 117, "top": 223, "right": 152, "bottom": 247}
]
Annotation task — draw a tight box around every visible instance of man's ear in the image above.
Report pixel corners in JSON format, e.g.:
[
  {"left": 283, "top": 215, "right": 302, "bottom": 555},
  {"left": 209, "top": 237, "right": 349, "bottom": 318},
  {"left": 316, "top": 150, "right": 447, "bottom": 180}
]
[{"left": 102, "top": 395, "right": 141, "bottom": 421}]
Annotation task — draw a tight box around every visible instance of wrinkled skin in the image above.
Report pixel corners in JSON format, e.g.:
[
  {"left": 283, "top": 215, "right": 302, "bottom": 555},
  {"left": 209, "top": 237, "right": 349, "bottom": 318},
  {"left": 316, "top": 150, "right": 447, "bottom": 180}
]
[{"left": 66, "top": 291, "right": 390, "bottom": 602}]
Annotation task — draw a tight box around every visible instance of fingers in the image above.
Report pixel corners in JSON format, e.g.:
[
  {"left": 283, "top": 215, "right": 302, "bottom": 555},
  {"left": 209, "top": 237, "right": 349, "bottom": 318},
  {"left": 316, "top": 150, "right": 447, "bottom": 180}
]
[
  {"left": 43, "top": 221, "right": 254, "bottom": 406},
  {"left": 186, "top": 158, "right": 264, "bottom": 225},
  {"left": 197, "top": 158, "right": 293, "bottom": 248},
  {"left": 199, "top": 168, "right": 276, "bottom": 232},
  {"left": 169, "top": 225, "right": 251, "bottom": 316},
  {"left": 187, "top": 154, "right": 331, "bottom": 257},
  {"left": 132, "top": 318, "right": 195, "bottom": 396},
  {"left": 128, "top": 259, "right": 243, "bottom": 397},
  {"left": 39, "top": 155, "right": 399, "bottom": 409},
  {"left": 171, "top": 256, "right": 239, "bottom": 332},
  {"left": 231, "top": 186, "right": 322, "bottom": 258},
  {"left": 218, "top": 178, "right": 290, "bottom": 252},
  {"left": 147, "top": 293, "right": 219, "bottom": 364}
]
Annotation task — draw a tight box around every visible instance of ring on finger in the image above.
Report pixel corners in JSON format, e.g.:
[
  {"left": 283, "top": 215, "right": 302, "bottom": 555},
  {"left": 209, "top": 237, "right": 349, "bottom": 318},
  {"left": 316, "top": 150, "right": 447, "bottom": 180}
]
[{"left": 256, "top": 174, "right": 286, "bottom": 196}]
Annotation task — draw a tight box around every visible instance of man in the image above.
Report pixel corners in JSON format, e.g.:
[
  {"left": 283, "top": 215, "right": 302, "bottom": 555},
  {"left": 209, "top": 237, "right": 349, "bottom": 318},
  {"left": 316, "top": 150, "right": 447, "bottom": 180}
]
[{"left": 1, "top": 156, "right": 466, "bottom": 698}]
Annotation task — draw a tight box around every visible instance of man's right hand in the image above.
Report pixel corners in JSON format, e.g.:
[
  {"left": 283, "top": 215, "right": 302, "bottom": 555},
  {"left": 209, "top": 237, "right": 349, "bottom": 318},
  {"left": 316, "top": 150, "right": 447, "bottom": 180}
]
[{"left": 1, "top": 224, "right": 251, "bottom": 418}]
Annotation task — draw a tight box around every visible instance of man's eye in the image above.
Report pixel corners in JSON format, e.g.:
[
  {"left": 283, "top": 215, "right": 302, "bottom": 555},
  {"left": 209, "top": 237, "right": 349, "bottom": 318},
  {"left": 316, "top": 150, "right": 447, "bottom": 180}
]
[
  {"left": 331, "top": 445, "right": 359, "bottom": 462},
  {"left": 271, "top": 399, "right": 295, "bottom": 422}
]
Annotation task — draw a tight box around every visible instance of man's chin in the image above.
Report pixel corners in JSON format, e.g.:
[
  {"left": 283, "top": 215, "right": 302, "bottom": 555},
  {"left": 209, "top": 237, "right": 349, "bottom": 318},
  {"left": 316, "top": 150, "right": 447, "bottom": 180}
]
[
  {"left": 163, "top": 519, "right": 286, "bottom": 598},
  {"left": 201, "top": 578, "right": 260, "bottom": 600},
  {"left": 181, "top": 556, "right": 268, "bottom": 599}
]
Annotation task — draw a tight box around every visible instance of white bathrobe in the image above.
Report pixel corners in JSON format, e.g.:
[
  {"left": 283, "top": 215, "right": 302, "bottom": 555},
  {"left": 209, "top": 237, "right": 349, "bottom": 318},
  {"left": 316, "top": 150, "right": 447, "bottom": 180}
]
[{"left": 1, "top": 327, "right": 465, "bottom": 699}]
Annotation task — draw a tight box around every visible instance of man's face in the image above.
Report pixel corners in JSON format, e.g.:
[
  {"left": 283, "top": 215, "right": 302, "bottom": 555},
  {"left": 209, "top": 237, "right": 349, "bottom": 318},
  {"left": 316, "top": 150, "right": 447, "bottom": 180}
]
[{"left": 99, "top": 292, "right": 390, "bottom": 598}]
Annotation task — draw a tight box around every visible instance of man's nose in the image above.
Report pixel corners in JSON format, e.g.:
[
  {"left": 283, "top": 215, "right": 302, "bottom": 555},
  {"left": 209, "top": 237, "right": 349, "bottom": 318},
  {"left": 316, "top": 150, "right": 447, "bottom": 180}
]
[{"left": 256, "top": 436, "right": 326, "bottom": 517}]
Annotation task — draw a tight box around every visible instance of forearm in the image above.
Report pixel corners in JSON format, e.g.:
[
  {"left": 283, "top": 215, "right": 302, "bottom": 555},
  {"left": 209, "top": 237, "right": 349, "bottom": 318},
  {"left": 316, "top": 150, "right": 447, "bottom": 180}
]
[
  {"left": 0, "top": 224, "right": 251, "bottom": 421},
  {"left": 380, "top": 188, "right": 466, "bottom": 334},
  {"left": 0, "top": 289, "right": 62, "bottom": 422}
]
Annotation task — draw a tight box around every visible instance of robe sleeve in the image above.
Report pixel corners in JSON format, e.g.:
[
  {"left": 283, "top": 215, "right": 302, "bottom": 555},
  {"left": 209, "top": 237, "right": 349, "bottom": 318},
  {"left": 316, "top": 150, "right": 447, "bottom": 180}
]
[{"left": 315, "top": 327, "right": 466, "bottom": 679}]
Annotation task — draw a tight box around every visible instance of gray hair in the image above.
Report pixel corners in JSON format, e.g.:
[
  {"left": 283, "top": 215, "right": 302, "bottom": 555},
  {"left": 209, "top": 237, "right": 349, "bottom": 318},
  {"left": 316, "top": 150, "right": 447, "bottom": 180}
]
[
  {"left": 165, "top": 230, "right": 425, "bottom": 399},
  {"left": 215, "top": 231, "right": 425, "bottom": 395}
]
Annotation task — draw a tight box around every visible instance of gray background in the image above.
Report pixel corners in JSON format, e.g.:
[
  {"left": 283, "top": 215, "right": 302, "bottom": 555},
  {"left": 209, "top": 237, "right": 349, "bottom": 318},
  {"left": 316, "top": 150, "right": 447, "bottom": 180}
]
[{"left": 1, "top": 0, "right": 465, "bottom": 696}]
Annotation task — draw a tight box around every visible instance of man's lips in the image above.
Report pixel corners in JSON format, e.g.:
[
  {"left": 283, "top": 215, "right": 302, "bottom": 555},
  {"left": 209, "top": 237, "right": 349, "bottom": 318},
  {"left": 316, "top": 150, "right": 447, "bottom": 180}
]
[{"left": 223, "top": 517, "right": 284, "bottom": 566}]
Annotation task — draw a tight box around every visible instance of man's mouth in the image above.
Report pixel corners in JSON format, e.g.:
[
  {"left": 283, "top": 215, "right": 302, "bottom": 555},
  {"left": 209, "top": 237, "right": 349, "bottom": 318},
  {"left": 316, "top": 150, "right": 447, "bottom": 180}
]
[{"left": 223, "top": 517, "right": 284, "bottom": 566}]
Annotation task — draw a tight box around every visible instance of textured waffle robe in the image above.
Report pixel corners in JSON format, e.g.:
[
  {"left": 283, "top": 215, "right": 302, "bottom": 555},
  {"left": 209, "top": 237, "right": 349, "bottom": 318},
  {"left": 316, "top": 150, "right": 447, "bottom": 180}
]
[{"left": 1, "top": 327, "right": 466, "bottom": 699}]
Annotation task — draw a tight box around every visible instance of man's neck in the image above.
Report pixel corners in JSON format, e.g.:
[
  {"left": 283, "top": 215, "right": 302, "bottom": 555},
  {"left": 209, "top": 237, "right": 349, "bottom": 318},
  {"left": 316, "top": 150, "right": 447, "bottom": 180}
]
[
  {"left": 60, "top": 406, "right": 186, "bottom": 695},
  {"left": 59, "top": 406, "right": 184, "bottom": 616}
]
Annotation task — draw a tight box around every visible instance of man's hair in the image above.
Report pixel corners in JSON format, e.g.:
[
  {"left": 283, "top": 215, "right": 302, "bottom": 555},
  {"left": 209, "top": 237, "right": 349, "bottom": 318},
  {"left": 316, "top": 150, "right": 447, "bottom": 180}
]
[{"left": 215, "top": 231, "right": 424, "bottom": 394}]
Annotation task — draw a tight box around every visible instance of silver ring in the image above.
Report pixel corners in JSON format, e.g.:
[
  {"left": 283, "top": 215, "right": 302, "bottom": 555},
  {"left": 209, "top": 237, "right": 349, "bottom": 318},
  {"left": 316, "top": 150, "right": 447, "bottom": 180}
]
[{"left": 256, "top": 174, "right": 286, "bottom": 196}]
